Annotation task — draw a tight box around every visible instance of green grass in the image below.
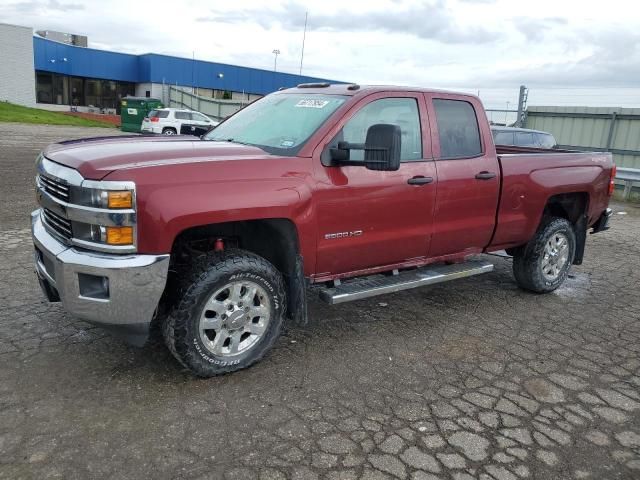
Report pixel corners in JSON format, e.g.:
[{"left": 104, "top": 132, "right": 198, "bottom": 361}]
[{"left": 0, "top": 102, "right": 116, "bottom": 128}]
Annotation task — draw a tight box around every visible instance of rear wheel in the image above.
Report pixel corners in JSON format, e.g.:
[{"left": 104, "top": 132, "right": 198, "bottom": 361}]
[
  {"left": 163, "top": 249, "right": 286, "bottom": 377},
  {"left": 162, "top": 127, "right": 177, "bottom": 135},
  {"left": 512, "top": 217, "right": 576, "bottom": 293}
]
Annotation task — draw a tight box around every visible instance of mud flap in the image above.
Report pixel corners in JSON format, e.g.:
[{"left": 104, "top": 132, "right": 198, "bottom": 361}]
[
  {"left": 287, "top": 254, "right": 309, "bottom": 326},
  {"left": 573, "top": 214, "right": 587, "bottom": 265}
]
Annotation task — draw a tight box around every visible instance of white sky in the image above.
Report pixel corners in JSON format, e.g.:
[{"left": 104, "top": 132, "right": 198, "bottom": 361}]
[{"left": 2, "top": 0, "right": 640, "bottom": 110}]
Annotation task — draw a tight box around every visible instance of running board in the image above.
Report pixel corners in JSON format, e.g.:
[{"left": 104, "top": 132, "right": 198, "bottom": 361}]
[{"left": 318, "top": 260, "right": 494, "bottom": 305}]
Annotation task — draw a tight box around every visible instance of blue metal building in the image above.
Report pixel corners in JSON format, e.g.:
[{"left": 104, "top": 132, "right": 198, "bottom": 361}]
[{"left": 33, "top": 36, "right": 339, "bottom": 109}]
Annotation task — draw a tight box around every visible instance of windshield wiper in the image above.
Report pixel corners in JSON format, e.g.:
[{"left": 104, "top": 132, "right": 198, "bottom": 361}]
[{"left": 208, "top": 137, "right": 253, "bottom": 146}]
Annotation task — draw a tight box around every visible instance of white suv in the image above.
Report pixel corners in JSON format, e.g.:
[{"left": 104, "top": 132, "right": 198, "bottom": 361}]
[{"left": 141, "top": 108, "right": 218, "bottom": 135}]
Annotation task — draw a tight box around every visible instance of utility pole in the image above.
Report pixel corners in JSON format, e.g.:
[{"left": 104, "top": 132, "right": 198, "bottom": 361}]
[
  {"left": 516, "top": 85, "right": 528, "bottom": 127},
  {"left": 272, "top": 49, "right": 280, "bottom": 72},
  {"left": 299, "top": 11, "right": 308, "bottom": 75}
]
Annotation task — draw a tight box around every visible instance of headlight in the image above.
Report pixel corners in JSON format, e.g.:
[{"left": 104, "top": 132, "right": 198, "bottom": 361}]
[
  {"left": 74, "top": 181, "right": 135, "bottom": 210},
  {"left": 70, "top": 181, "right": 137, "bottom": 250}
]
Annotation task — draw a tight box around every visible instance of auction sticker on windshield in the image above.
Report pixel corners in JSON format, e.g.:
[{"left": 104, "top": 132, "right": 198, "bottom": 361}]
[{"left": 295, "top": 99, "right": 330, "bottom": 109}]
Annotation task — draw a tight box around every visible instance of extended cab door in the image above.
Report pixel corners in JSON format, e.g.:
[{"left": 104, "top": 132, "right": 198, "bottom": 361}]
[
  {"left": 313, "top": 92, "right": 437, "bottom": 278},
  {"left": 424, "top": 93, "right": 500, "bottom": 257}
]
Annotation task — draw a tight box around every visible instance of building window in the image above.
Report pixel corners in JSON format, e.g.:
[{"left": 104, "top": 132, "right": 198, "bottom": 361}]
[
  {"left": 36, "top": 72, "right": 53, "bottom": 103},
  {"left": 35, "top": 71, "right": 135, "bottom": 110}
]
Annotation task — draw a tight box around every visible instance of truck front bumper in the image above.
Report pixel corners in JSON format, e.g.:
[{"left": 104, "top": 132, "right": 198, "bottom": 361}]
[{"left": 31, "top": 210, "right": 170, "bottom": 346}]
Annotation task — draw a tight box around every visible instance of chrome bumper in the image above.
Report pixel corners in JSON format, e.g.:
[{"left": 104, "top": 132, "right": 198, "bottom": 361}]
[{"left": 31, "top": 209, "right": 170, "bottom": 346}]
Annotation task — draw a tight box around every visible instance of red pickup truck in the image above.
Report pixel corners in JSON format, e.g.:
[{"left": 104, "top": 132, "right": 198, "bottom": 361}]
[{"left": 32, "top": 84, "right": 614, "bottom": 376}]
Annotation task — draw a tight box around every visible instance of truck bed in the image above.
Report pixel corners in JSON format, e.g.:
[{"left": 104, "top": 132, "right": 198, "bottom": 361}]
[{"left": 489, "top": 149, "right": 614, "bottom": 251}]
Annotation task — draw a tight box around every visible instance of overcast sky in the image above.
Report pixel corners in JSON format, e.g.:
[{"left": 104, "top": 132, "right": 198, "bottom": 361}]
[{"left": 2, "top": 0, "right": 639, "bottom": 110}]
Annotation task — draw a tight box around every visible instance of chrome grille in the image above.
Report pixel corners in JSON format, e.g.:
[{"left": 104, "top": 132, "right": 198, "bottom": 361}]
[
  {"left": 42, "top": 208, "right": 73, "bottom": 241},
  {"left": 38, "top": 174, "right": 70, "bottom": 202}
]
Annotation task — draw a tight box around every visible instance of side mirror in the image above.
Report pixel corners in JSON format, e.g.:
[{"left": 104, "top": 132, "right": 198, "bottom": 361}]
[
  {"left": 329, "top": 123, "right": 401, "bottom": 171},
  {"left": 364, "top": 124, "right": 401, "bottom": 171}
]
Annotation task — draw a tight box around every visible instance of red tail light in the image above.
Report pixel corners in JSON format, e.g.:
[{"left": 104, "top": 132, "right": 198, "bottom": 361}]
[
  {"left": 150, "top": 117, "right": 160, "bottom": 123},
  {"left": 608, "top": 164, "right": 616, "bottom": 196}
]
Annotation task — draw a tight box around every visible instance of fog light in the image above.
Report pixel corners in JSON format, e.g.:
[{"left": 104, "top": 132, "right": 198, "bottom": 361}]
[
  {"left": 106, "top": 226, "right": 134, "bottom": 245},
  {"left": 107, "top": 191, "right": 133, "bottom": 209},
  {"left": 78, "top": 273, "right": 109, "bottom": 300}
]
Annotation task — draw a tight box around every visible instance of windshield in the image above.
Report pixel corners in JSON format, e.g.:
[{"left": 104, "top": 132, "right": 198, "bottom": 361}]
[{"left": 204, "top": 93, "right": 347, "bottom": 155}]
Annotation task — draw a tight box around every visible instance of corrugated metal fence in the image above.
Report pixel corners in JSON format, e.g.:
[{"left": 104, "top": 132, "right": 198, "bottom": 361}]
[
  {"left": 168, "top": 87, "right": 246, "bottom": 121},
  {"left": 524, "top": 106, "right": 640, "bottom": 169}
]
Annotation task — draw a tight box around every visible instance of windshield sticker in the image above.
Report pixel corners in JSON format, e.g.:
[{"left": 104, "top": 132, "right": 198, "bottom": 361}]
[
  {"left": 295, "top": 99, "right": 330, "bottom": 109},
  {"left": 280, "top": 140, "right": 295, "bottom": 147}
]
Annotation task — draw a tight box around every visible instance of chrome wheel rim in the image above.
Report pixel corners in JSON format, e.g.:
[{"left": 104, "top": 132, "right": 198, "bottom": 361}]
[
  {"left": 198, "top": 280, "right": 271, "bottom": 357},
  {"left": 163, "top": 130, "right": 175, "bottom": 135},
  {"left": 541, "top": 232, "right": 569, "bottom": 281}
]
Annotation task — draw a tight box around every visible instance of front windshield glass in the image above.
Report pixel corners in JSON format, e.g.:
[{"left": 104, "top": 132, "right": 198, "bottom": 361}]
[{"left": 204, "top": 93, "right": 347, "bottom": 155}]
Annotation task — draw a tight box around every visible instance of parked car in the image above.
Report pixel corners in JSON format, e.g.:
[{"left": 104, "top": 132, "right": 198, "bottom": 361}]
[
  {"left": 32, "top": 84, "right": 614, "bottom": 377},
  {"left": 140, "top": 108, "right": 218, "bottom": 135},
  {"left": 491, "top": 126, "right": 557, "bottom": 149}
]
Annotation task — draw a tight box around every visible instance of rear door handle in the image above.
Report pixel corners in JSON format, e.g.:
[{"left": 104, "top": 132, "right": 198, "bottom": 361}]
[
  {"left": 407, "top": 176, "right": 434, "bottom": 185},
  {"left": 475, "top": 171, "right": 496, "bottom": 180}
]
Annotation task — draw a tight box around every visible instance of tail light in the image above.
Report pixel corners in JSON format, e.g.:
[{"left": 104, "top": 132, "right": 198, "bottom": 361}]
[
  {"left": 608, "top": 164, "right": 616, "bottom": 196},
  {"left": 150, "top": 117, "right": 160, "bottom": 123}
]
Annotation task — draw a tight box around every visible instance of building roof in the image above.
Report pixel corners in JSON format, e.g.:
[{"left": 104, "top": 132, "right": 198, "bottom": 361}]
[{"left": 33, "top": 36, "right": 342, "bottom": 96}]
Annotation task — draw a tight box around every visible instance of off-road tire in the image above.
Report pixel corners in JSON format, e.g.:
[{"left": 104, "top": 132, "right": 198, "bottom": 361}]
[
  {"left": 513, "top": 216, "right": 576, "bottom": 293},
  {"left": 162, "top": 249, "right": 286, "bottom": 377}
]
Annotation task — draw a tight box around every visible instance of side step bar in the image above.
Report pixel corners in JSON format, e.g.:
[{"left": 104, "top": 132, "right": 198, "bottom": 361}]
[{"left": 318, "top": 260, "right": 494, "bottom": 305}]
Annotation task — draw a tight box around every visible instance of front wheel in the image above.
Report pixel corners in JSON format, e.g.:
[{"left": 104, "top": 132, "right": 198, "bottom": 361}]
[
  {"left": 512, "top": 217, "right": 576, "bottom": 293},
  {"left": 163, "top": 249, "right": 286, "bottom": 377}
]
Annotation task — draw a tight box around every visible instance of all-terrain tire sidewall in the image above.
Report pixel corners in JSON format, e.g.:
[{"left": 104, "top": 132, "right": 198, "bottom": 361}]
[
  {"left": 165, "top": 250, "right": 286, "bottom": 377},
  {"left": 513, "top": 217, "right": 576, "bottom": 293}
]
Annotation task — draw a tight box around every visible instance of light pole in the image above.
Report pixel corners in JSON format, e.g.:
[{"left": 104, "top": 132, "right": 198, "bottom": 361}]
[{"left": 272, "top": 49, "right": 280, "bottom": 72}]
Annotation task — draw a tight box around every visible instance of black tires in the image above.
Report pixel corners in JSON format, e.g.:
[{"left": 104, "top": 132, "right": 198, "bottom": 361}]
[
  {"left": 513, "top": 217, "right": 576, "bottom": 293},
  {"left": 163, "top": 249, "right": 286, "bottom": 377},
  {"left": 162, "top": 127, "right": 177, "bottom": 135}
]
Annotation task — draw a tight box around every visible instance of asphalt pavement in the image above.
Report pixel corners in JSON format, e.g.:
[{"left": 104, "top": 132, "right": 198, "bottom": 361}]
[{"left": 1, "top": 122, "right": 639, "bottom": 480}]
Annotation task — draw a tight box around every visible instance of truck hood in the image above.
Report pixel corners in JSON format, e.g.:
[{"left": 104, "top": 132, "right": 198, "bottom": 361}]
[{"left": 44, "top": 135, "right": 272, "bottom": 180}]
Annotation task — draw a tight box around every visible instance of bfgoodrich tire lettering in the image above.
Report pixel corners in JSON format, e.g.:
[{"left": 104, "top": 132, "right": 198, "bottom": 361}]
[
  {"left": 163, "top": 249, "right": 286, "bottom": 377},
  {"left": 512, "top": 217, "right": 576, "bottom": 293}
]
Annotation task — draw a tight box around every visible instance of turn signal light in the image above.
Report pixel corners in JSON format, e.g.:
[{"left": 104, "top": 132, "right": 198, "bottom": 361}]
[
  {"left": 107, "top": 191, "right": 133, "bottom": 209},
  {"left": 106, "top": 226, "right": 134, "bottom": 245}
]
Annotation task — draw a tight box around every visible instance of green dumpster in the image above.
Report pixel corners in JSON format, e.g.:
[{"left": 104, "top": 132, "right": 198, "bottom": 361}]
[{"left": 120, "top": 97, "right": 163, "bottom": 132}]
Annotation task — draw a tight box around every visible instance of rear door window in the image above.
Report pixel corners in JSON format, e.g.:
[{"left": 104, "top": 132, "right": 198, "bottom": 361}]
[
  {"left": 433, "top": 99, "right": 482, "bottom": 159},
  {"left": 174, "top": 111, "right": 192, "bottom": 120},
  {"left": 493, "top": 130, "right": 514, "bottom": 145}
]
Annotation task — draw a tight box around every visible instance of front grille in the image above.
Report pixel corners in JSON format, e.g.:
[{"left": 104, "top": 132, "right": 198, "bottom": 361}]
[
  {"left": 38, "top": 174, "right": 70, "bottom": 202},
  {"left": 42, "top": 208, "right": 72, "bottom": 241}
]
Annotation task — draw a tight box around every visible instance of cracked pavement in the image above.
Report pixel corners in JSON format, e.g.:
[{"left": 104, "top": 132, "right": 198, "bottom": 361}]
[{"left": 1, "top": 123, "right": 640, "bottom": 479}]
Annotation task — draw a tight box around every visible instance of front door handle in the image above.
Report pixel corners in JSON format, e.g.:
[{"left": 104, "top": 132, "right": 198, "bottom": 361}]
[
  {"left": 475, "top": 171, "right": 496, "bottom": 180},
  {"left": 407, "top": 176, "right": 434, "bottom": 185}
]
